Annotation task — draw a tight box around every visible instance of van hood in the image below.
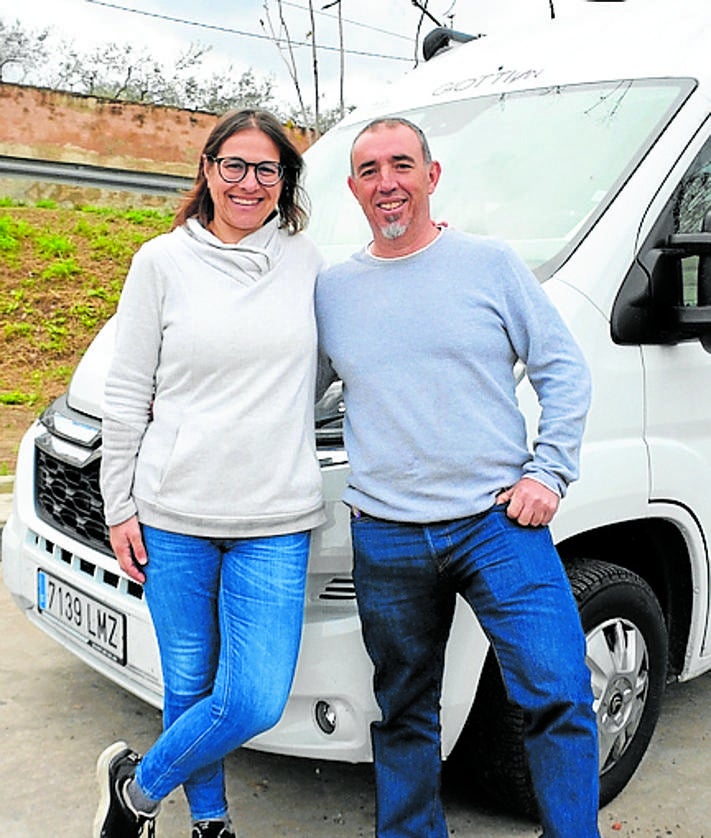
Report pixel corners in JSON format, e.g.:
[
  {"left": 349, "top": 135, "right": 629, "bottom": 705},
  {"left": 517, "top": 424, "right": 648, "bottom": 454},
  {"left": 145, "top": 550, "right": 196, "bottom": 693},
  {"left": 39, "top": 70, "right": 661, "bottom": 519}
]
[{"left": 66, "top": 317, "right": 116, "bottom": 419}]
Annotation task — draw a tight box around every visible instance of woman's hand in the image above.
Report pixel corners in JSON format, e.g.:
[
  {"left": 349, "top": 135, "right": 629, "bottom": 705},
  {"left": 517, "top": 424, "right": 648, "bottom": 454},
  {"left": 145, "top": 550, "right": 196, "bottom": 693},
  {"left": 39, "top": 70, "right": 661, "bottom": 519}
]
[{"left": 109, "top": 516, "right": 148, "bottom": 583}]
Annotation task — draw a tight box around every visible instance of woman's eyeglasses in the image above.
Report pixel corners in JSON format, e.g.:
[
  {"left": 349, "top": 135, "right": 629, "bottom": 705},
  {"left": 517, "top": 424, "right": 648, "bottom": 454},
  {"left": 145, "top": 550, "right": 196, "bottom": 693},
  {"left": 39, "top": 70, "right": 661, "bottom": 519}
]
[{"left": 207, "top": 156, "right": 284, "bottom": 187}]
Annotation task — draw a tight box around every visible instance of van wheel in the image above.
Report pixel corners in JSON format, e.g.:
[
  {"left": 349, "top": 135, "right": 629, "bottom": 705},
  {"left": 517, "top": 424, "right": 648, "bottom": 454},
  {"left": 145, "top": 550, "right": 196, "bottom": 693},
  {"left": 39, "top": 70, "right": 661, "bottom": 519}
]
[{"left": 446, "top": 558, "right": 668, "bottom": 817}]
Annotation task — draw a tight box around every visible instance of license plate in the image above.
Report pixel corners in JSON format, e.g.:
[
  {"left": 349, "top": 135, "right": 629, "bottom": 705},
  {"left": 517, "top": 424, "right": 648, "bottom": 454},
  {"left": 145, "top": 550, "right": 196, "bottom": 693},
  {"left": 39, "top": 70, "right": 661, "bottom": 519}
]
[{"left": 37, "top": 570, "right": 127, "bottom": 665}]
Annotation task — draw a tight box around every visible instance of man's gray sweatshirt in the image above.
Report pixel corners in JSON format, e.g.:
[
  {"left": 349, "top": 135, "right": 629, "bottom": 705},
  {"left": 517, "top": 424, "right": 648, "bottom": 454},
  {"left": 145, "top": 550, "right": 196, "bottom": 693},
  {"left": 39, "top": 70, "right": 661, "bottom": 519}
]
[{"left": 315, "top": 228, "right": 592, "bottom": 523}]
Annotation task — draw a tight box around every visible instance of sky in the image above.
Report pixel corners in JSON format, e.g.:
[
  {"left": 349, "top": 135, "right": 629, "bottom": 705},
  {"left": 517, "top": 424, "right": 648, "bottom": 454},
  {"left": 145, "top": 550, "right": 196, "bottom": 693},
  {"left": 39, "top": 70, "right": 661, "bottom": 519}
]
[
  {"left": 0, "top": 0, "right": 701, "bottom": 114},
  {"left": 0, "top": 0, "right": 597, "bottom": 112}
]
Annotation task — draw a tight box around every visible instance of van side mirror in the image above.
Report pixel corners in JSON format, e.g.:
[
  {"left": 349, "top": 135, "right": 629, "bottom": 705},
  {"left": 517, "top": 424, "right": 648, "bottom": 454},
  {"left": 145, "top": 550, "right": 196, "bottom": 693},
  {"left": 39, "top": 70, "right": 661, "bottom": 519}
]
[
  {"left": 667, "top": 209, "right": 711, "bottom": 346},
  {"left": 612, "top": 209, "right": 711, "bottom": 347},
  {"left": 681, "top": 208, "right": 711, "bottom": 305}
]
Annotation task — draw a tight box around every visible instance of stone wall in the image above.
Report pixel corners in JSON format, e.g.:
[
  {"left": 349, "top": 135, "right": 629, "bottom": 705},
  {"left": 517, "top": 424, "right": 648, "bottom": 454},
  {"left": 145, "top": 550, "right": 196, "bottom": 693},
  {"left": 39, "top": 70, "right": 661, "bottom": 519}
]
[{"left": 0, "top": 83, "right": 315, "bottom": 206}]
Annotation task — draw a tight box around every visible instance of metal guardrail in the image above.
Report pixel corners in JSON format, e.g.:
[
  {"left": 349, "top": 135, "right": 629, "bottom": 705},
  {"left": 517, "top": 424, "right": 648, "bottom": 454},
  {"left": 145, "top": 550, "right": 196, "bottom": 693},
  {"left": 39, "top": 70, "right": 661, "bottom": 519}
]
[{"left": 0, "top": 154, "right": 193, "bottom": 196}]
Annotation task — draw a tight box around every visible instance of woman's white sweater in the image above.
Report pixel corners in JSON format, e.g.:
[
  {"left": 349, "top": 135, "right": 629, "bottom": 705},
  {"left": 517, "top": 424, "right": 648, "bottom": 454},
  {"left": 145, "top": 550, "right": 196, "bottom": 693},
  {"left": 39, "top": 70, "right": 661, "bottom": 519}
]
[{"left": 100, "top": 216, "right": 326, "bottom": 537}]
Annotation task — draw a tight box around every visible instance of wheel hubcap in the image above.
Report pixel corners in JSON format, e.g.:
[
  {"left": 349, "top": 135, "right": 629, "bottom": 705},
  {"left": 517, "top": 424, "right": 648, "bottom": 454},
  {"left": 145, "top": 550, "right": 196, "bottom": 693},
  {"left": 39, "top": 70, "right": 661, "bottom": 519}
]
[{"left": 585, "top": 617, "right": 649, "bottom": 774}]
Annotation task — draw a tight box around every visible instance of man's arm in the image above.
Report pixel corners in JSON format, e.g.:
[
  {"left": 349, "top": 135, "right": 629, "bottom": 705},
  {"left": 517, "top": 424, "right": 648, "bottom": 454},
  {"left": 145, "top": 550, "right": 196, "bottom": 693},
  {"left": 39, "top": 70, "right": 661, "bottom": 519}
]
[{"left": 500, "top": 245, "right": 592, "bottom": 519}]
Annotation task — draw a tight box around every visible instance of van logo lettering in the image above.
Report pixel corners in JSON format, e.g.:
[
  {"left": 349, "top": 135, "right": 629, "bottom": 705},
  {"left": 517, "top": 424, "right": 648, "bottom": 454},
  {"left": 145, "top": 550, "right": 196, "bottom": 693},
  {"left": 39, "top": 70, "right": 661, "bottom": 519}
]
[{"left": 433, "top": 68, "right": 543, "bottom": 96}]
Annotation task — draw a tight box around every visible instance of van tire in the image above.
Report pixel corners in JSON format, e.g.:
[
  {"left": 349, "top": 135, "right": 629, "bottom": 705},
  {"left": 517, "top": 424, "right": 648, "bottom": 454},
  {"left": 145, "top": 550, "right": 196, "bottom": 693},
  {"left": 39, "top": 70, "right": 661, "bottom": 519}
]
[{"left": 446, "top": 558, "right": 668, "bottom": 817}]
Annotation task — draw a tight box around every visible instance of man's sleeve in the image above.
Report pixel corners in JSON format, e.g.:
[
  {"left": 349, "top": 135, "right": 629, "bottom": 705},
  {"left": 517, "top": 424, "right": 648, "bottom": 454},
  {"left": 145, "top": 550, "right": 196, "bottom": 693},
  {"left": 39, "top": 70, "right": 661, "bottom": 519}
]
[{"left": 500, "top": 246, "right": 592, "bottom": 496}]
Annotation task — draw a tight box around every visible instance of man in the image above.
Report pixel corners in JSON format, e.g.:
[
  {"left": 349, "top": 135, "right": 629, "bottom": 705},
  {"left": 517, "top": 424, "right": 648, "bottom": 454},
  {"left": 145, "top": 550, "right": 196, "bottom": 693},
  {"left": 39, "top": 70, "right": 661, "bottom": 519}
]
[{"left": 315, "top": 117, "right": 600, "bottom": 838}]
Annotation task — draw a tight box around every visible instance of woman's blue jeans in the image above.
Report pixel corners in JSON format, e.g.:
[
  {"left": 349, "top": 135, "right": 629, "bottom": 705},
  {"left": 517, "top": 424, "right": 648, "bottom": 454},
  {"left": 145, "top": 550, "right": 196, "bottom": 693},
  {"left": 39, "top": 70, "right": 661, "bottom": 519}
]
[
  {"left": 135, "top": 525, "right": 310, "bottom": 821},
  {"left": 351, "top": 504, "right": 601, "bottom": 838}
]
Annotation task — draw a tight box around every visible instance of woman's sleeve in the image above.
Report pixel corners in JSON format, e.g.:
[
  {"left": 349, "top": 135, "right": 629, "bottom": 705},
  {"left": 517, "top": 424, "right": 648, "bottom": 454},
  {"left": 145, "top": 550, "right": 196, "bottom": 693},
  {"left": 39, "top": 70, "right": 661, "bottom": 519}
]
[{"left": 100, "top": 246, "right": 164, "bottom": 526}]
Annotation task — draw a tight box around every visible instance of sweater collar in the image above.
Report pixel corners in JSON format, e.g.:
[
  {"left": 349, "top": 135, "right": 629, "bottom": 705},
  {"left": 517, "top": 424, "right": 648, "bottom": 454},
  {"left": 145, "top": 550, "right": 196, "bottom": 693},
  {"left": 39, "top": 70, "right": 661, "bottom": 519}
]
[
  {"left": 181, "top": 215, "right": 285, "bottom": 282},
  {"left": 362, "top": 225, "right": 445, "bottom": 263}
]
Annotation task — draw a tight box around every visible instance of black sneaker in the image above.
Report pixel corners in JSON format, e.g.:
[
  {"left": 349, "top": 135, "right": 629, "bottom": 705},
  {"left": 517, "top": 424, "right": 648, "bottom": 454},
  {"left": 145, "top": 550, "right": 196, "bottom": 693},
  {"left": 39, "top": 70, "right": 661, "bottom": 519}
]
[
  {"left": 93, "top": 741, "right": 158, "bottom": 838},
  {"left": 192, "top": 821, "right": 236, "bottom": 838}
]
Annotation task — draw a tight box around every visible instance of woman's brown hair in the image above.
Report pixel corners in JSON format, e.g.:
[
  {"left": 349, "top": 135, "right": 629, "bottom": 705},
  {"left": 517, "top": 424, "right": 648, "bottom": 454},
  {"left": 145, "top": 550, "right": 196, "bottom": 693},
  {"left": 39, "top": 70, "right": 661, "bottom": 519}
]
[{"left": 173, "top": 109, "right": 309, "bottom": 235}]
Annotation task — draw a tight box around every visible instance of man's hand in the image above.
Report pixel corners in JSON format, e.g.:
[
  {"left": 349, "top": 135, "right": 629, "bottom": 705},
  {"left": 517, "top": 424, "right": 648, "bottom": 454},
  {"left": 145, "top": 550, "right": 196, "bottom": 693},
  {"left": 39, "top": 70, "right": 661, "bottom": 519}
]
[
  {"left": 496, "top": 478, "right": 560, "bottom": 527},
  {"left": 109, "top": 515, "right": 148, "bottom": 583}
]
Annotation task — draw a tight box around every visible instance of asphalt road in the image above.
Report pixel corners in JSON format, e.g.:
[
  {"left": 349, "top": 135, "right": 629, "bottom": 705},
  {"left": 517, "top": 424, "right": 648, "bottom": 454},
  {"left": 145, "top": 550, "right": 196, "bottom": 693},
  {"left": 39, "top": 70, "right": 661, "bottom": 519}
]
[{"left": 1, "top": 548, "right": 710, "bottom": 836}]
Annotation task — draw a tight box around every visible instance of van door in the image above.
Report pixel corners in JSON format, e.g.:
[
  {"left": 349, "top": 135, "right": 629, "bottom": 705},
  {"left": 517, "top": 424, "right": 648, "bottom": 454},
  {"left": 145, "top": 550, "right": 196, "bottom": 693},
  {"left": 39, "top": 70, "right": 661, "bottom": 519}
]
[{"left": 619, "top": 128, "right": 711, "bottom": 659}]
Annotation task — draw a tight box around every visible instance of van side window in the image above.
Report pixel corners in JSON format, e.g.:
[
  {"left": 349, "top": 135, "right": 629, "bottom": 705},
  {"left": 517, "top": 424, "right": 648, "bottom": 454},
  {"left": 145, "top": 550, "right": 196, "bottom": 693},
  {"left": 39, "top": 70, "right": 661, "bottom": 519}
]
[
  {"left": 673, "top": 138, "right": 711, "bottom": 235},
  {"left": 670, "top": 136, "right": 711, "bottom": 306},
  {"left": 611, "top": 129, "right": 711, "bottom": 345}
]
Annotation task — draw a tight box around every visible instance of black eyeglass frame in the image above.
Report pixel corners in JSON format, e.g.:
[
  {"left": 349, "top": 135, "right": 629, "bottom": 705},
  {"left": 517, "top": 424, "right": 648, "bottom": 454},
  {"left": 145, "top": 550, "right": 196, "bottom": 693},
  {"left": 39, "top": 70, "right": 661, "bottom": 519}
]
[{"left": 206, "top": 155, "right": 285, "bottom": 187}]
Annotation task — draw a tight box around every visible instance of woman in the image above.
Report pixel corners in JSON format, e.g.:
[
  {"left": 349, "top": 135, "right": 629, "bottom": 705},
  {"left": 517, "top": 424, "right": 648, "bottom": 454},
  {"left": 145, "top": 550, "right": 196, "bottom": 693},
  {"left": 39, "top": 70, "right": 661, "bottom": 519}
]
[{"left": 94, "top": 110, "right": 325, "bottom": 838}]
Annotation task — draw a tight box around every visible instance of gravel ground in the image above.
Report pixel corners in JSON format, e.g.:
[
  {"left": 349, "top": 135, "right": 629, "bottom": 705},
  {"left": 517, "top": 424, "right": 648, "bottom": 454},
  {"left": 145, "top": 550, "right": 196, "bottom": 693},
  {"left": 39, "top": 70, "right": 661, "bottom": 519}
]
[{"left": 1, "top": 548, "right": 710, "bottom": 837}]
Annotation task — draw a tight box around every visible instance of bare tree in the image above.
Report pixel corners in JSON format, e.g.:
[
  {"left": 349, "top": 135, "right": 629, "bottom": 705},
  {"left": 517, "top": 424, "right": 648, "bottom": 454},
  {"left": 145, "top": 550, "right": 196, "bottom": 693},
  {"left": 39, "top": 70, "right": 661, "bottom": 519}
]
[
  {"left": 0, "top": 15, "right": 298, "bottom": 120},
  {"left": 323, "top": 0, "right": 345, "bottom": 120},
  {"left": 413, "top": 1, "right": 427, "bottom": 67},
  {"left": 0, "top": 19, "right": 49, "bottom": 82},
  {"left": 307, "top": 0, "right": 321, "bottom": 133},
  {"left": 27, "top": 23, "right": 275, "bottom": 114},
  {"left": 191, "top": 68, "right": 277, "bottom": 114},
  {"left": 49, "top": 42, "right": 184, "bottom": 104},
  {"left": 283, "top": 101, "right": 351, "bottom": 133},
  {"left": 260, "top": 1, "right": 310, "bottom": 128},
  {"left": 410, "top": 0, "right": 441, "bottom": 66}
]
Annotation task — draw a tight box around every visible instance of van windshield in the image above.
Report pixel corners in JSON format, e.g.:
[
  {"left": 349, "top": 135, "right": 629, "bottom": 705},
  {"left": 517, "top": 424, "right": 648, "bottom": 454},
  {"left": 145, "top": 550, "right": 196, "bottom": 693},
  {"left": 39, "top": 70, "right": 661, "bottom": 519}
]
[{"left": 305, "top": 78, "right": 692, "bottom": 278}]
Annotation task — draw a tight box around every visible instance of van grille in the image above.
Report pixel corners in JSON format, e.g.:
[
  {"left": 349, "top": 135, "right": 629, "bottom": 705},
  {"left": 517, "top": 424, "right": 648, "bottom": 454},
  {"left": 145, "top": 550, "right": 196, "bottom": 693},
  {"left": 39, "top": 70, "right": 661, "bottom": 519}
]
[
  {"left": 34, "top": 447, "right": 112, "bottom": 556},
  {"left": 319, "top": 577, "right": 356, "bottom": 600}
]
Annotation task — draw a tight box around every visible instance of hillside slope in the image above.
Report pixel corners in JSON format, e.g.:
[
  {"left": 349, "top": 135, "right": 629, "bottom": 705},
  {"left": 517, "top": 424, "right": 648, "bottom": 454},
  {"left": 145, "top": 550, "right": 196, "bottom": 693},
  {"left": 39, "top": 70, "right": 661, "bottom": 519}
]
[{"left": 0, "top": 202, "right": 173, "bottom": 471}]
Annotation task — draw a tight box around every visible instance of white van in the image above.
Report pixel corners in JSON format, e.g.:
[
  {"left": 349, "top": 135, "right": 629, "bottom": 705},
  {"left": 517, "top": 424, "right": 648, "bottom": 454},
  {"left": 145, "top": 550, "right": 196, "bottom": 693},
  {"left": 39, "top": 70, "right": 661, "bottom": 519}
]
[{"left": 4, "top": 3, "right": 711, "bottom": 815}]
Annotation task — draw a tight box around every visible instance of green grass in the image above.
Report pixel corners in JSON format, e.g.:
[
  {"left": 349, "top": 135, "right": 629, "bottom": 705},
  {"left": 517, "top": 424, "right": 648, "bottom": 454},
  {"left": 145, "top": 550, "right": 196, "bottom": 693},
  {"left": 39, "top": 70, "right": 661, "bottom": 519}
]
[
  {"left": 36, "top": 232, "right": 76, "bottom": 259},
  {"left": 4, "top": 322, "right": 32, "bottom": 340},
  {"left": 0, "top": 390, "right": 38, "bottom": 406},
  {"left": 0, "top": 199, "right": 175, "bottom": 410},
  {"left": 41, "top": 258, "right": 82, "bottom": 280},
  {"left": 0, "top": 215, "right": 35, "bottom": 254}
]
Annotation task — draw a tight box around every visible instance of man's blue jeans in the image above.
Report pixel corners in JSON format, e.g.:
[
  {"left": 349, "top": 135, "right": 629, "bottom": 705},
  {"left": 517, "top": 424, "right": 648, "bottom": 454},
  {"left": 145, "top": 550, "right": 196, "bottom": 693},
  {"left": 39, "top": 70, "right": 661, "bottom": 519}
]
[
  {"left": 351, "top": 504, "right": 600, "bottom": 838},
  {"left": 135, "top": 525, "right": 310, "bottom": 821}
]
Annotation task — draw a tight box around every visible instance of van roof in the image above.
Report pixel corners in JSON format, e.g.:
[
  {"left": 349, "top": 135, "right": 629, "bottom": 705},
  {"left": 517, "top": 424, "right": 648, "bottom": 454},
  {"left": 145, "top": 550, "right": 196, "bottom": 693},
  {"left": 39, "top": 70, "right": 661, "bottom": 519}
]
[{"left": 345, "top": 5, "right": 711, "bottom": 123}]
